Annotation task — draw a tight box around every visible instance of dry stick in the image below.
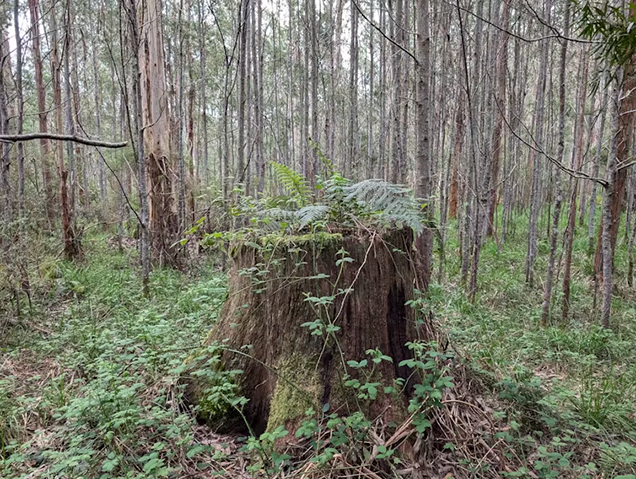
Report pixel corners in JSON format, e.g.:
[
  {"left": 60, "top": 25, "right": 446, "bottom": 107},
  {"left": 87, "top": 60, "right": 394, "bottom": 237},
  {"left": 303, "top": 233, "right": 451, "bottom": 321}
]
[{"left": 0, "top": 133, "right": 127, "bottom": 148}]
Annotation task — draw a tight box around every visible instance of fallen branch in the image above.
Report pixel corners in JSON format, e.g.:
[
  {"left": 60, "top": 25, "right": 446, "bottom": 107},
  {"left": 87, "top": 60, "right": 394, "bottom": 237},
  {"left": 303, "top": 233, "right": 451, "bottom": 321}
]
[{"left": 0, "top": 133, "right": 128, "bottom": 149}]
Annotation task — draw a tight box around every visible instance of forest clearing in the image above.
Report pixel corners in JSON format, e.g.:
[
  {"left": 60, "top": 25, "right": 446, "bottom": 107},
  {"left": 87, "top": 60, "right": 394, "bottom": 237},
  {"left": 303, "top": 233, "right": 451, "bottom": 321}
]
[{"left": 2, "top": 0, "right": 636, "bottom": 477}]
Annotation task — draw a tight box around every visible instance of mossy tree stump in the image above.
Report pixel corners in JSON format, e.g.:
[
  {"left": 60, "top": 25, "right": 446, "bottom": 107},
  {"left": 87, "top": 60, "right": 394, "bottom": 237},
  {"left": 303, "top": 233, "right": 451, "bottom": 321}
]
[{"left": 195, "top": 228, "right": 428, "bottom": 434}]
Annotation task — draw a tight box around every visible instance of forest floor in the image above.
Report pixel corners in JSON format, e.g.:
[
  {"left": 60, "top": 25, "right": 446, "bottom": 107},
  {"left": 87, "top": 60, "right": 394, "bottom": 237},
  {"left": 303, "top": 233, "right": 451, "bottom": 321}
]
[{"left": 1, "top": 222, "right": 636, "bottom": 478}]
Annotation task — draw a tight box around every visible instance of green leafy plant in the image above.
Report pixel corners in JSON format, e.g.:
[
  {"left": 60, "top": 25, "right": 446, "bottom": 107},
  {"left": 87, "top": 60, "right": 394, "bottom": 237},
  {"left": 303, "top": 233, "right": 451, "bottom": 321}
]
[
  {"left": 203, "top": 163, "right": 428, "bottom": 248},
  {"left": 270, "top": 161, "right": 311, "bottom": 206}
]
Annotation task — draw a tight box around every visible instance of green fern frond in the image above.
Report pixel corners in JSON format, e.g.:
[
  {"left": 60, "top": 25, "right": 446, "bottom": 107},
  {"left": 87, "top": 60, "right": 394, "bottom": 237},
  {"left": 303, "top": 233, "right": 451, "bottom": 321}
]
[
  {"left": 257, "top": 205, "right": 329, "bottom": 231},
  {"left": 230, "top": 168, "right": 426, "bottom": 235},
  {"left": 341, "top": 179, "right": 426, "bottom": 233},
  {"left": 296, "top": 205, "right": 330, "bottom": 229},
  {"left": 270, "top": 161, "right": 310, "bottom": 205}
]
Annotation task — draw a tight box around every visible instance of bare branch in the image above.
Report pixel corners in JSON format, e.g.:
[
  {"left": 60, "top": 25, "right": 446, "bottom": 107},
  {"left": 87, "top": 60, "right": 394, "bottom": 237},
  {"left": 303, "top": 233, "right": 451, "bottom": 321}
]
[
  {"left": 0, "top": 133, "right": 128, "bottom": 149},
  {"left": 450, "top": 0, "right": 595, "bottom": 45},
  {"left": 496, "top": 104, "right": 609, "bottom": 188}
]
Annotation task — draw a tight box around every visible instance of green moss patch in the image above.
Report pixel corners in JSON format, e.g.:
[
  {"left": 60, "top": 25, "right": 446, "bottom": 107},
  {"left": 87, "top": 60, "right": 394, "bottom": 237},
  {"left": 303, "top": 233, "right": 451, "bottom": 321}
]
[{"left": 266, "top": 356, "right": 322, "bottom": 432}]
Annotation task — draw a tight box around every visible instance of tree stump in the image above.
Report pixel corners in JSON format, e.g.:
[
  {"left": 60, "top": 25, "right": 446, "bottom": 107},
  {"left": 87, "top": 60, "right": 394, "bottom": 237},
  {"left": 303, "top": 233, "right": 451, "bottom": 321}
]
[{"left": 192, "top": 228, "right": 426, "bottom": 434}]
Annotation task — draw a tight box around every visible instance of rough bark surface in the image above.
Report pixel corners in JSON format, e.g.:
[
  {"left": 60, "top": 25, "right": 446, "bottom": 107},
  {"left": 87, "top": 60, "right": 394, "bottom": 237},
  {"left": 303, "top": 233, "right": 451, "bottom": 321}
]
[
  {"left": 139, "top": 0, "right": 178, "bottom": 266},
  {"left": 194, "top": 229, "right": 422, "bottom": 434}
]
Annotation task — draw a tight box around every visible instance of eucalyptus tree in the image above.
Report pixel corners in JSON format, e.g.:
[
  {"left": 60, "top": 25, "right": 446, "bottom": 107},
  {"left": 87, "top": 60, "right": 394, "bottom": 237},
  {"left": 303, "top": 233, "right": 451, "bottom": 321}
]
[
  {"left": 541, "top": 1, "right": 570, "bottom": 326},
  {"left": 577, "top": 1, "right": 636, "bottom": 327},
  {"left": 525, "top": 0, "right": 552, "bottom": 288},
  {"left": 28, "top": 0, "right": 54, "bottom": 223},
  {"left": 13, "top": 0, "right": 24, "bottom": 213},
  {"left": 1, "top": 11, "right": 12, "bottom": 223}
]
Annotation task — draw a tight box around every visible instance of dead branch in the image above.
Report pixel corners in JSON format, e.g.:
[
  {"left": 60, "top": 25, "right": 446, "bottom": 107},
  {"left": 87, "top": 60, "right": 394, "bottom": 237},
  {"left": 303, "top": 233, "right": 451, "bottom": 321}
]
[{"left": 0, "top": 133, "right": 127, "bottom": 149}]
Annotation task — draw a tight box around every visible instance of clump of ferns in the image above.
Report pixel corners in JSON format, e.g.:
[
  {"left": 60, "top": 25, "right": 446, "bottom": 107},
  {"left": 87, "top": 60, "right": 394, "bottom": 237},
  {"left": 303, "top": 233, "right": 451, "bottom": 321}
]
[
  {"left": 258, "top": 161, "right": 428, "bottom": 234},
  {"left": 201, "top": 158, "right": 429, "bottom": 254}
]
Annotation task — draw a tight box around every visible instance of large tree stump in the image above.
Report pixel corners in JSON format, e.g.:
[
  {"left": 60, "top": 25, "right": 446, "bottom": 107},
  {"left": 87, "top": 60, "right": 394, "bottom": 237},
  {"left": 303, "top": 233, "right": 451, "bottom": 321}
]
[{"left": 193, "top": 229, "right": 426, "bottom": 434}]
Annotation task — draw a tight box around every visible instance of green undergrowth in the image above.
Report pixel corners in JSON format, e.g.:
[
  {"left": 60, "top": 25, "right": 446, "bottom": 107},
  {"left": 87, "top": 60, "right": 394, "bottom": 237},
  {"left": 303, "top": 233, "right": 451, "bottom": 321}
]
[
  {"left": 431, "top": 215, "right": 636, "bottom": 477},
  {"left": 3, "top": 198, "right": 636, "bottom": 478},
  {"left": 0, "top": 235, "right": 229, "bottom": 478}
]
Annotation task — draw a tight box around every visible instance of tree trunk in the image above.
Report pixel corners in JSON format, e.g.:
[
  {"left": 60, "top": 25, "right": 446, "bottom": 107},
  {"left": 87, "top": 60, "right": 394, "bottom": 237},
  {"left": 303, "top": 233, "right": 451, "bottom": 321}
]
[
  {"left": 0, "top": 30, "right": 11, "bottom": 223},
  {"left": 448, "top": 106, "right": 464, "bottom": 220},
  {"left": 347, "top": 0, "right": 359, "bottom": 179},
  {"left": 599, "top": 61, "right": 636, "bottom": 328},
  {"left": 92, "top": 37, "right": 105, "bottom": 203},
  {"left": 390, "top": 0, "right": 405, "bottom": 183},
  {"left": 189, "top": 230, "right": 422, "bottom": 435},
  {"left": 128, "top": 0, "right": 151, "bottom": 293},
  {"left": 177, "top": 0, "right": 186, "bottom": 231},
  {"left": 308, "top": 0, "right": 318, "bottom": 184},
  {"left": 525, "top": 0, "right": 552, "bottom": 287},
  {"left": 237, "top": 0, "right": 248, "bottom": 189},
  {"left": 64, "top": 1, "right": 77, "bottom": 215},
  {"left": 415, "top": 0, "right": 432, "bottom": 292},
  {"left": 51, "top": 4, "right": 80, "bottom": 260},
  {"left": 255, "top": 0, "right": 265, "bottom": 192},
  {"left": 138, "top": 0, "right": 178, "bottom": 266},
  {"left": 14, "top": 0, "right": 25, "bottom": 214},
  {"left": 486, "top": 0, "right": 510, "bottom": 237},
  {"left": 379, "top": 0, "right": 387, "bottom": 179},
  {"left": 562, "top": 48, "right": 589, "bottom": 320},
  {"left": 588, "top": 73, "right": 608, "bottom": 255},
  {"left": 541, "top": 3, "right": 569, "bottom": 326},
  {"left": 197, "top": 0, "right": 209, "bottom": 184}
]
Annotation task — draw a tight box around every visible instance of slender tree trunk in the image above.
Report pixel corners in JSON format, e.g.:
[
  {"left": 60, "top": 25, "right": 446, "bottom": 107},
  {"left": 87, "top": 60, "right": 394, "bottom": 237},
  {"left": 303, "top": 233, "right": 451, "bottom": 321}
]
[
  {"left": 92, "top": 38, "right": 105, "bottom": 203},
  {"left": 348, "top": 0, "right": 359, "bottom": 179},
  {"left": 177, "top": 0, "right": 186, "bottom": 230},
  {"left": 588, "top": 75, "right": 608, "bottom": 254},
  {"left": 379, "top": 0, "right": 387, "bottom": 179},
  {"left": 563, "top": 48, "right": 589, "bottom": 320},
  {"left": 457, "top": 0, "right": 477, "bottom": 291},
  {"left": 0, "top": 30, "right": 12, "bottom": 222},
  {"left": 448, "top": 106, "right": 463, "bottom": 220},
  {"left": 600, "top": 81, "right": 621, "bottom": 328},
  {"left": 390, "top": 0, "right": 404, "bottom": 183},
  {"left": 237, "top": 0, "right": 248, "bottom": 189},
  {"left": 51, "top": 4, "right": 79, "bottom": 259},
  {"left": 308, "top": 0, "right": 317, "bottom": 184},
  {"left": 486, "top": 0, "right": 510, "bottom": 236},
  {"left": 541, "top": 3, "right": 569, "bottom": 326},
  {"left": 525, "top": 0, "right": 552, "bottom": 287},
  {"left": 415, "top": 0, "right": 432, "bottom": 292},
  {"left": 70, "top": 5, "right": 86, "bottom": 212},
  {"left": 29, "top": 0, "right": 55, "bottom": 224},
  {"left": 186, "top": 14, "right": 196, "bottom": 223},
  {"left": 127, "top": 0, "right": 150, "bottom": 293},
  {"left": 14, "top": 0, "right": 25, "bottom": 213},
  {"left": 63, "top": 2, "right": 77, "bottom": 215},
  {"left": 255, "top": 0, "right": 265, "bottom": 192},
  {"left": 367, "top": 0, "right": 375, "bottom": 178},
  {"left": 197, "top": 0, "right": 209, "bottom": 185}
]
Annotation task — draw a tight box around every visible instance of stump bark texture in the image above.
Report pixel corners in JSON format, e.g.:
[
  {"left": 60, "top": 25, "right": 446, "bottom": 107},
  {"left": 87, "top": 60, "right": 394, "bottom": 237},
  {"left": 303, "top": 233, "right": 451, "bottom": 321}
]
[{"left": 202, "top": 229, "right": 423, "bottom": 433}]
